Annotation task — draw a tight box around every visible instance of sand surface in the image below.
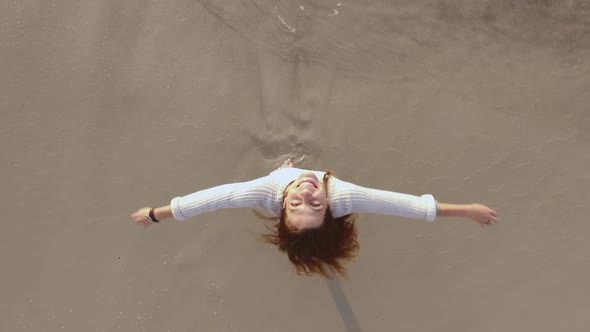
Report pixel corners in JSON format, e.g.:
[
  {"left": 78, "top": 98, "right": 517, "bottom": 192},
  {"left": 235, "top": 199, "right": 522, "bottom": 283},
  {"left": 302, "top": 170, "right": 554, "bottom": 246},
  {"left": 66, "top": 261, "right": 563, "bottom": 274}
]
[{"left": 2, "top": 1, "right": 590, "bottom": 331}]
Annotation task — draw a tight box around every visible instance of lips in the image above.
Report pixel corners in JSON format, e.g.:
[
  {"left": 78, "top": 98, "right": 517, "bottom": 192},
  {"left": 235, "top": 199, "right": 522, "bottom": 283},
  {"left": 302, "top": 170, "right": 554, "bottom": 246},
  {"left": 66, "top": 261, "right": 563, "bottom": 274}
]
[{"left": 297, "top": 180, "right": 317, "bottom": 189}]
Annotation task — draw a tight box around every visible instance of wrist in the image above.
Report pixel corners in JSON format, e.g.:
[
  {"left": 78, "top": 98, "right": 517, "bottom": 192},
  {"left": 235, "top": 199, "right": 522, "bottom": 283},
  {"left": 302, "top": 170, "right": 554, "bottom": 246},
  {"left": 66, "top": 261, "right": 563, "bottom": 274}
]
[
  {"left": 146, "top": 208, "right": 159, "bottom": 223},
  {"left": 151, "top": 208, "right": 160, "bottom": 222},
  {"left": 437, "top": 203, "right": 473, "bottom": 218},
  {"left": 153, "top": 206, "right": 173, "bottom": 222}
]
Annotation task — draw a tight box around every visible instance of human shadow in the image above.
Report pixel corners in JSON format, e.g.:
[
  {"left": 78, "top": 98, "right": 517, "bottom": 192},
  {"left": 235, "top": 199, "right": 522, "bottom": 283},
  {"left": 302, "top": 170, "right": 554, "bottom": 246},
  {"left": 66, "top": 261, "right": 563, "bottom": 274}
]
[{"left": 324, "top": 277, "right": 363, "bottom": 332}]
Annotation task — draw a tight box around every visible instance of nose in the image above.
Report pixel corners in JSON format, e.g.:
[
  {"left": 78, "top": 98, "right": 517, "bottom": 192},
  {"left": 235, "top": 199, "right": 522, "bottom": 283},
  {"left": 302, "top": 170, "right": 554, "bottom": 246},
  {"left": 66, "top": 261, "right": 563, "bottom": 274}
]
[{"left": 299, "top": 187, "right": 314, "bottom": 197}]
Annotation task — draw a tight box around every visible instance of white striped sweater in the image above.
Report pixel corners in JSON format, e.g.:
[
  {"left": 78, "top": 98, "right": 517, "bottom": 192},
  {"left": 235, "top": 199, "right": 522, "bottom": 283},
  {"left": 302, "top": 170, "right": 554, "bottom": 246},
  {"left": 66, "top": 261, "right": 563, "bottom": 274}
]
[{"left": 170, "top": 167, "right": 438, "bottom": 222}]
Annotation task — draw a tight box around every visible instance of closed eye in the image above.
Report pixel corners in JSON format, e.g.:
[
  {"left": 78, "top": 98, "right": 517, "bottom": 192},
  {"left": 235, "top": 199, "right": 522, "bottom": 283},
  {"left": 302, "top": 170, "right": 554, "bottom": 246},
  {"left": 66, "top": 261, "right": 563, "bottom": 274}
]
[{"left": 291, "top": 202, "right": 321, "bottom": 207}]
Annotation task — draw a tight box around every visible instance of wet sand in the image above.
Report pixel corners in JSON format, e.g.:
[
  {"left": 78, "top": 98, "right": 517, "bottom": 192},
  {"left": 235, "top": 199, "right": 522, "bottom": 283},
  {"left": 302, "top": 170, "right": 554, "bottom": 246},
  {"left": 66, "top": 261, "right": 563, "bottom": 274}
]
[{"left": 2, "top": 1, "right": 590, "bottom": 331}]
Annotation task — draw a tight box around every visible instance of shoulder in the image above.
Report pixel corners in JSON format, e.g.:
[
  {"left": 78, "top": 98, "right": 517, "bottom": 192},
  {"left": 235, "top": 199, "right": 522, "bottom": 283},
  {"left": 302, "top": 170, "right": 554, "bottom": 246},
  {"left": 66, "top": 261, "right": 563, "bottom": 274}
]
[{"left": 326, "top": 174, "right": 355, "bottom": 188}]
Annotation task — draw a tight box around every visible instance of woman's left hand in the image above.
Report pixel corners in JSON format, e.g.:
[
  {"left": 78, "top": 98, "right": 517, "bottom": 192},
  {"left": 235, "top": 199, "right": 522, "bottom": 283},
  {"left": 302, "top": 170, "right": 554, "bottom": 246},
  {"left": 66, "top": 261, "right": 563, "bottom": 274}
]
[
  {"left": 130, "top": 207, "right": 155, "bottom": 229},
  {"left": 467, "top": 204, "right": 499, "bottom": 227}
]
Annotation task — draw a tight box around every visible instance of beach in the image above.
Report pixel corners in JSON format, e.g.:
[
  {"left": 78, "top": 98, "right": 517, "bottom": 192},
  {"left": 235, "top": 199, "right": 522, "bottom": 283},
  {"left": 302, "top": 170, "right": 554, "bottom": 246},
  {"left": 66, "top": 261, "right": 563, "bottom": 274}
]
[{"left": 2, "top": 1, "right": 590, "bottom": 331}]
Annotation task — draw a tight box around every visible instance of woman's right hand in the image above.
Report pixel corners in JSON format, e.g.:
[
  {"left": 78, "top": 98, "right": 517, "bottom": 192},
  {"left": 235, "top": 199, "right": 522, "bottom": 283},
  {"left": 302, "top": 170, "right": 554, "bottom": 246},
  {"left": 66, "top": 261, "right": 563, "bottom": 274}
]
[
  {"left": 467, "top": 204, "right": 499, "bottom": 227},
  {"left": 281, "top": 158, "right": 294, "bottom": 167},
  {"left": 130, "top": 207, "right": 155, "bottom": 229}
]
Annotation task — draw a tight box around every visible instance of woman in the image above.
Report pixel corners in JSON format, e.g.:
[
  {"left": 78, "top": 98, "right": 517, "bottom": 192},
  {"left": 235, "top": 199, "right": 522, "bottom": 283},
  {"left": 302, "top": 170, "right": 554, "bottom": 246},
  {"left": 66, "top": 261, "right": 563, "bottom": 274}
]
[{"left": 130, "top": 159, "right": 499, "bottom": 278}]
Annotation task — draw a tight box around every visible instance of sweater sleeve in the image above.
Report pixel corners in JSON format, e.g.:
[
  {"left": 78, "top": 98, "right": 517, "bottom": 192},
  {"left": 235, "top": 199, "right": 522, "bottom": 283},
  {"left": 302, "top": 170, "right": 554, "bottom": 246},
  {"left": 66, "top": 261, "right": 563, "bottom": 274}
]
[
  {"left": 328, "top": 177, "right": 438, "bottom": 222},
  {"left": 170, "top": 175, "right": 279, "bottom": 221}
]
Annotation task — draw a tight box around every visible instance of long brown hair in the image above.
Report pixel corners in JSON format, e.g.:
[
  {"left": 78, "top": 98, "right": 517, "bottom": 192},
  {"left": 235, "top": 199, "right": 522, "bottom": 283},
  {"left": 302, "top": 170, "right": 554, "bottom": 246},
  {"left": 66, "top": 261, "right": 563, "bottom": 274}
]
[{"left": 254, "top": 171, "right": 359, "bottom": 279}]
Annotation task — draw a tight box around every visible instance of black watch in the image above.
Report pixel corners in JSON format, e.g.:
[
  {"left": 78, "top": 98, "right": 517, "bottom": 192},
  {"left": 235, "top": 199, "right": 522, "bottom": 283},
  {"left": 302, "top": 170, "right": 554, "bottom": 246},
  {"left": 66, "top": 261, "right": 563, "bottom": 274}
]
[{"left": 147, "top": 208, "right": 160, "bottom": 223}]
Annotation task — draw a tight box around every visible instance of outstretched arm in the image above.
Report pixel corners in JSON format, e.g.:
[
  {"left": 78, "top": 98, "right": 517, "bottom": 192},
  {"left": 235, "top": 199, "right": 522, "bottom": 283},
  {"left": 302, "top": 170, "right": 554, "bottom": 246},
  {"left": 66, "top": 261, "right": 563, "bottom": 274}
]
[
  {"left": 329, "top": 177, "right": 499, "bottom": 226},
  {"left": 130, "top": 175, "right": 279, "bottom": 228}
]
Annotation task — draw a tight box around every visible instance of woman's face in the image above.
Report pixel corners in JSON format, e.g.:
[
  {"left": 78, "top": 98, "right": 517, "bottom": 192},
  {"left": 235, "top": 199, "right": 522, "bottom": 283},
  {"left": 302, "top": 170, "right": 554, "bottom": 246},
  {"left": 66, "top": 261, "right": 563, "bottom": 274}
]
[{"left": 283, "top": 172, "right": 329, "bottom": 230}]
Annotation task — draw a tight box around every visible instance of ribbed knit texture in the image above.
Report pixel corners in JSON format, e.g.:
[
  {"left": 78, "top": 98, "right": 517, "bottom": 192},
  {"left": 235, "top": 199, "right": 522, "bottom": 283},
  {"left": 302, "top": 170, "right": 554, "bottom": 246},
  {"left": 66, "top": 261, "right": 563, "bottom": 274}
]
[{"left": 170, "top": 167, "right": 437, "bottom": 222}]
